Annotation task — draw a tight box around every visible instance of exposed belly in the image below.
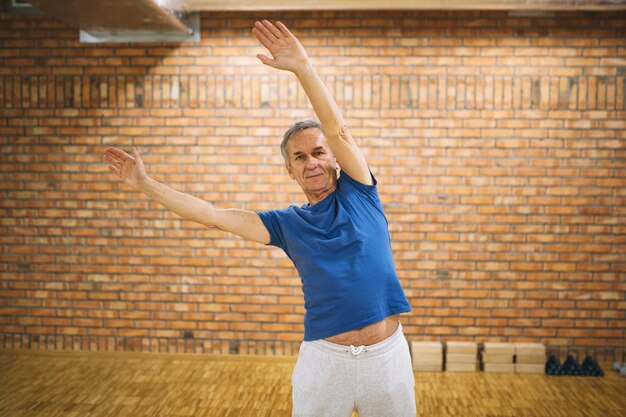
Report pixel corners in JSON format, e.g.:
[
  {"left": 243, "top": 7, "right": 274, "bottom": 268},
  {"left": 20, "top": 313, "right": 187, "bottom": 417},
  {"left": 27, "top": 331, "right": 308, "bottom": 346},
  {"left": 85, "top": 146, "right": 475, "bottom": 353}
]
[{"left": 324, "top": 314, "right": 400, "bottom": 346}]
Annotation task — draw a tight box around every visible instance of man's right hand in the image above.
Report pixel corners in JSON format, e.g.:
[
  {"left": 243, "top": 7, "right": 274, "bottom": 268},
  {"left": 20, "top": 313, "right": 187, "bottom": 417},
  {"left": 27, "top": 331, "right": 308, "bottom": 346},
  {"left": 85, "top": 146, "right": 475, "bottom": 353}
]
[
  {"left": 103, "top": 146, "right": 270, "bottom": 244},
  {"left": 103, "top": 147, "right": 147, "bottom": 191}
]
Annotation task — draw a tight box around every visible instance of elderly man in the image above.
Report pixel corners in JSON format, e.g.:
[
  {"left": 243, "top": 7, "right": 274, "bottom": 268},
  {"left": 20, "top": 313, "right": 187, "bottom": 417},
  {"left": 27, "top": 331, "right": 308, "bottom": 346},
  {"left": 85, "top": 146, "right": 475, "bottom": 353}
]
[{"left": 104, "top": 20, "right": 415, "bottom": 417}]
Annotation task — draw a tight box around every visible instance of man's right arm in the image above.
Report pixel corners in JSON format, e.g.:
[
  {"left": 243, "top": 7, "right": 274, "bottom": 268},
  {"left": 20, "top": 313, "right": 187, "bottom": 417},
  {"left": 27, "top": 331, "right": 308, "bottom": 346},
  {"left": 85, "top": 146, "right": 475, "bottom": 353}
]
[
  {"left": 104, "top": 147, "right": 270, "bottom": 245},
  {"left": 139, "top": 177, "right": 270, "bottom": 244}
]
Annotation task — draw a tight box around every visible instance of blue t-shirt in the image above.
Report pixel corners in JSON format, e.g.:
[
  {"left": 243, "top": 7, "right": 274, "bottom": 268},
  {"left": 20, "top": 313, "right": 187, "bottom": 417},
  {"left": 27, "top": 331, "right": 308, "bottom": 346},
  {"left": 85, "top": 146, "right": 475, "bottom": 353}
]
[{"left": 257, "top": 171, "right": 411, "bottom": 341}]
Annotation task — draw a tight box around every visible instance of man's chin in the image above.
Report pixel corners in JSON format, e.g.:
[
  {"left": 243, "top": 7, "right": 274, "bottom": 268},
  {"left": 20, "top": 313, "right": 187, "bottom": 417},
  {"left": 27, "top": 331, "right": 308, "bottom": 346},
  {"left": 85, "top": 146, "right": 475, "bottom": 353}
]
[
  {"left": 306, "top": 178, "right": 330, "bottom": 188},
  {"left": 306, "top": 180, "right": 336, "bottom": 193}
]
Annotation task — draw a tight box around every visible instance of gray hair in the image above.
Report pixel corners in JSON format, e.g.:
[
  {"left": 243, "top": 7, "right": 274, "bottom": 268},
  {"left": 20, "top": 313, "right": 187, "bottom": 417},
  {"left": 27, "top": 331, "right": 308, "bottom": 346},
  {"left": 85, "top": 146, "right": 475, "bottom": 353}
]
[{"left": 281, "top": 119, "right": 323, "bottom": 165}]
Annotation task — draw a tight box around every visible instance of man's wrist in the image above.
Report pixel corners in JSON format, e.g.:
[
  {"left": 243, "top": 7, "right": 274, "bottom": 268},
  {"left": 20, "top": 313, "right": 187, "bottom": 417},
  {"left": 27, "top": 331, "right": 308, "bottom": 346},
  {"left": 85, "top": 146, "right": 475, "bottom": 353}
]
[
  {"left": 292, "top": 60, "right": 314, "bottom": 78},
  {"left": 135, "top": 175, "right": 152, "bottom": 193}
]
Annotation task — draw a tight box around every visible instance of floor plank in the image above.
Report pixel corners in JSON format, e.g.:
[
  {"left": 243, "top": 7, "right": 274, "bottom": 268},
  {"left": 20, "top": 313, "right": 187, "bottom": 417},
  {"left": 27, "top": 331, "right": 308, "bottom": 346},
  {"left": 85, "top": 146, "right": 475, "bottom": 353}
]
[{"left": 0, "top": 350, "right": 624, "bottom": 417}]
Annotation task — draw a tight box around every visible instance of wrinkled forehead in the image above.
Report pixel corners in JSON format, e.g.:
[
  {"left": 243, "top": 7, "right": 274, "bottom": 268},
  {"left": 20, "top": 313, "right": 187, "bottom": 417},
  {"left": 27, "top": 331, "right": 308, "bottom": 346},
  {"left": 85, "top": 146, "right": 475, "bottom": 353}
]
[{"left": 286, "top": 128, "right": 330, "bottom": 156}]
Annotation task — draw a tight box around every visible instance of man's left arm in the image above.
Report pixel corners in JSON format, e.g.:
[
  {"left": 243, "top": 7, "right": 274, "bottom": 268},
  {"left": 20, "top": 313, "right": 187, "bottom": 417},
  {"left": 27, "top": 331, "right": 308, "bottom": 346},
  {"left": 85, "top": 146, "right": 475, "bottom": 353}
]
[{"left": 252, "top": 20, "right": 372, "bottom": 186}]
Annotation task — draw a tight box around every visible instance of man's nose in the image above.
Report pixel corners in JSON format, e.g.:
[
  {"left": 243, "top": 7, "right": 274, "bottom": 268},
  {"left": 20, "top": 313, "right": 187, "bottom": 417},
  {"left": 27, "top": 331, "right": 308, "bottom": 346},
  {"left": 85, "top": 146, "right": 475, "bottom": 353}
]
[{"left": 304, "top": 155, "right": 319, "bottom": 169}]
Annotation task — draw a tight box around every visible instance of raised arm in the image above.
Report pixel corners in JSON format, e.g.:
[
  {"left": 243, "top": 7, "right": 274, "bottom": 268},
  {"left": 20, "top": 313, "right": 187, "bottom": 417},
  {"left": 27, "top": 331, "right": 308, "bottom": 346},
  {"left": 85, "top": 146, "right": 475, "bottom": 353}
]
[
  {"left": 252, "top": 20, "right": 372, "bottom": 185},
  {"left": 103, "top": 147, "right": 270, "bottom": 245}
]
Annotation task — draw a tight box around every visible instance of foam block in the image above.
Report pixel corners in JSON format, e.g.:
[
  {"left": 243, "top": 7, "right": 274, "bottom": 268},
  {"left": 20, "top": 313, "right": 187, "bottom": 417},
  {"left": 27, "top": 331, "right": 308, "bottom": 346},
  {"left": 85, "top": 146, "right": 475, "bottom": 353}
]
[
  {"left": 411, "top": 341, "right": 443, "bottom": 354},
  {"left": 447, "top": 353, "right": 477, "bottom": 363},
  {"left": 514, "top": 343, "right": 545, "bottom": 355},
  {"left": 411, "top": 341, "right": 443, "bottom": 372},
  {"left": 447, "top": 362, "right": 478, "bottom": 372},
  {"left": 516, "top": 354, "right": 546, "bottom": 364},
  {"left": 446, "top": 341, "right": 478, "bottom": 354},
  {"left": 481, "top": 352, "right": 514, "bottom": 364},
  {"left": 413, "top": 353, "right": 443, "bottom": 364},
  {"left": 483, "top": 342, "right": 515, "bottom": 355},
  {"left": 484, "top": 363, "right": 516, "bottom": 373},
  {"left": 481, "top": 343, "right": 515, "bottom": 372},
  {"left": 414, "top": 363, "right": 444, "bottom": 372}
]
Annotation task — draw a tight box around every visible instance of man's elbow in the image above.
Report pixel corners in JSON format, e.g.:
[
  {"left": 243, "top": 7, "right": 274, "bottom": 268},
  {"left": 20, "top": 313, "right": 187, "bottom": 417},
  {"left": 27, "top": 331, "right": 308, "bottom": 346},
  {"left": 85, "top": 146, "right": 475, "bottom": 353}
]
[{"left": 324, "top": 121, "right": 353, "bottom": 145}]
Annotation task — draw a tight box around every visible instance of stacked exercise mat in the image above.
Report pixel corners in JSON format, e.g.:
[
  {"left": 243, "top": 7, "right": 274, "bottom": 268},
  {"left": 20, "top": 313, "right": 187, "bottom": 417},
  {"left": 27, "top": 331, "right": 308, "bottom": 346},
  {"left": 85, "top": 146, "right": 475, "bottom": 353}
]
[
  {"left": 410, "top": 341, "right": 443, "bottom": 372},
  {"left": 445, "top": 342, "right": 478, "bottom": 372},
  {"left": 481, "top": 342, "right": 516, "bottom": 373},
  {"left": 480, "top": 342, "right": 546, "bottom": 373},
  {"left": 515, "top": 343, "right": 547, "bottom": 374}
]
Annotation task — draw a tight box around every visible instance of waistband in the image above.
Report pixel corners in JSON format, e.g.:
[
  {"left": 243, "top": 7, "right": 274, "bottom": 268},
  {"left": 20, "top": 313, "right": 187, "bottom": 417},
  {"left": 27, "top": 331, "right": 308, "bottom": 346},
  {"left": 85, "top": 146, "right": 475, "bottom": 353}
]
[{"left": 305, "top": 323, "right": 405, "bottom": 358}]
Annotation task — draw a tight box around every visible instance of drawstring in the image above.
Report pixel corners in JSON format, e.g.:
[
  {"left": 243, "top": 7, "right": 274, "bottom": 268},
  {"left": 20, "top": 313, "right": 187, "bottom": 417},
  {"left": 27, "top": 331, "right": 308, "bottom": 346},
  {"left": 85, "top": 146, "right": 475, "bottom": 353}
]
[{"left": 350, "top": 345, "right": 367, "bottom": 355}]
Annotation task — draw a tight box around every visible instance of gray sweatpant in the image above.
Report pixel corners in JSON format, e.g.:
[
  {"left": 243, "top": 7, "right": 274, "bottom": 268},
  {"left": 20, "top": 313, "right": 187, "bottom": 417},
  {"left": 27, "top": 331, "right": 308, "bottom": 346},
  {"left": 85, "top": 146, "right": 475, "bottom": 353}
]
[{"left": 291, "top": 323, "right": 416, "bottom": 417}]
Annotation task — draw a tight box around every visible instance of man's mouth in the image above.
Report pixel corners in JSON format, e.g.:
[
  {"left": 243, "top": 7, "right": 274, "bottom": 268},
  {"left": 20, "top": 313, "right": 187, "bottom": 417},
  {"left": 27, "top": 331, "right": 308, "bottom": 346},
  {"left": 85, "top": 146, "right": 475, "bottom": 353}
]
[{"left": 306, "top": 173, "right": 323, "bottom": 179}]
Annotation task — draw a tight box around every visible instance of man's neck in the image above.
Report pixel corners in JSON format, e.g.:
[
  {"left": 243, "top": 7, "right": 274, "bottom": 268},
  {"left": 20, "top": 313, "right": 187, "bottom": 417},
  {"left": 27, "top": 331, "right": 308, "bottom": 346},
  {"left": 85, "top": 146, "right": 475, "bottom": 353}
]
[{"left": 306, "top": 184, "right": 337, "bottom": 206}]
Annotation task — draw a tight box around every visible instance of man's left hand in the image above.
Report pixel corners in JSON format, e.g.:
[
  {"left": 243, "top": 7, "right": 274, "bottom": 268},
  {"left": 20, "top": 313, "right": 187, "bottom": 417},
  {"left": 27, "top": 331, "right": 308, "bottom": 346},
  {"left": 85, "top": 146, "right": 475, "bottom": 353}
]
[{"left": 252, "top": 20, "right": 309, "bottom": 73}]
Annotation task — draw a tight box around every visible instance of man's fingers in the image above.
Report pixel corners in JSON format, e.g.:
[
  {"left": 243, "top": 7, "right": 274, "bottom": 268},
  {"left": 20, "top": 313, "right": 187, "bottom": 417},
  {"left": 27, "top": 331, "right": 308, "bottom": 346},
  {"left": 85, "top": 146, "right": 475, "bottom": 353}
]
[
  {"left": 275, "top": 21, "right": 293, "bottom": 39},
  {"left": 257, "top": 20, "right": 279, "bottom": 41},
  {"left": 262, "top": 19, "right": 283, "bottom": 39},
  {"left": 105, "top": 147, "right": 130, "bottom": 160},
  {"left": 104, "top": 148, "right": 135, "bottom": 162},
  {"left": 104, "top": 147, "right": 138, "bottom": 181},
  {"left": 103, "top": 154, "right": 122, "bottom": 170},
  {"left": 107, "top": 165, "right": 122, "bottom": 178},
  {"left": 131, "top": 147, "right": 141, "bottom": 162},
  {"left": 254, "top": 21, "right": 275, "bottom": 45},
  {"left": 252, "top": 27, "right": 273, "bottom": 51},
  {"left": 256, "top": 54, "right": 276, "bottom": 68}
]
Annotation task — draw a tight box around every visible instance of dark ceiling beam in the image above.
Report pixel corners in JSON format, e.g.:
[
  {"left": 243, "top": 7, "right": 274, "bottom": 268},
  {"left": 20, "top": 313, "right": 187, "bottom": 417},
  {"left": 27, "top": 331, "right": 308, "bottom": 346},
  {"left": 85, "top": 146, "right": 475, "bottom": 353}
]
[{"left": 27, "top": 0, "right": 192, "bottom": 34}]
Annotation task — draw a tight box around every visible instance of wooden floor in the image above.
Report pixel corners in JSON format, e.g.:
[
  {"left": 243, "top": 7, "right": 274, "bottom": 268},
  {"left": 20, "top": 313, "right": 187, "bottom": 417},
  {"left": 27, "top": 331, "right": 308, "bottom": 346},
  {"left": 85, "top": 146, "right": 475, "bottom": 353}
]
[{"left": 0, "top": 350, "right": 624, "bottom": 417}]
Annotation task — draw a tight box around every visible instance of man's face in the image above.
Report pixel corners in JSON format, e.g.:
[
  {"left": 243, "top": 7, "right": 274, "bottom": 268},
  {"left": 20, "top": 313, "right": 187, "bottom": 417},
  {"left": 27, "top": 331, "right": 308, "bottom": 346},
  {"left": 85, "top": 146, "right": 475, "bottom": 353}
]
[{"left": 285, "top": 128, "right": 338, "bottom": 200}]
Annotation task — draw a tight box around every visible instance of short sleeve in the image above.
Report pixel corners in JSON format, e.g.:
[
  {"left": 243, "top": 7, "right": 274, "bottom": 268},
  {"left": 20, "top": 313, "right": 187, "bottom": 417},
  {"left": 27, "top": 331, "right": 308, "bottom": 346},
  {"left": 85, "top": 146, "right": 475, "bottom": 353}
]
[
  {"left": 338, "top": 169, "right": 381, "bottom": 204},
  {"left": 256, "top": 209, "right": 287, "bottom": 250}
]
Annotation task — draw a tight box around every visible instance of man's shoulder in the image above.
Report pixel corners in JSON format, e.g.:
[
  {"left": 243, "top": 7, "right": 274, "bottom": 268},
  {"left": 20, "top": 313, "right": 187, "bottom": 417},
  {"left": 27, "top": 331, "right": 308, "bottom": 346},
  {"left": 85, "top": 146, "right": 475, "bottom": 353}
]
[
  {"left": 337, "top": 169, "right": 379, "bottom": 202},
  {"left": 258, "top": 204, "right": 304, "bottom": 221},
  {"left": 338, "top": 168, "right": 377, "bottom": 188}
]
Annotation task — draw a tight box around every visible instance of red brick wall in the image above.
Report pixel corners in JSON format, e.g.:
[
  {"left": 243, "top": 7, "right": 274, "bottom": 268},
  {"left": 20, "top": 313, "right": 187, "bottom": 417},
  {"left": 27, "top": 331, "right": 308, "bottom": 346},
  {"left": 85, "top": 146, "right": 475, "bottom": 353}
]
[{"left": 1, "top": 8, "right": 625, "bottom": 358}]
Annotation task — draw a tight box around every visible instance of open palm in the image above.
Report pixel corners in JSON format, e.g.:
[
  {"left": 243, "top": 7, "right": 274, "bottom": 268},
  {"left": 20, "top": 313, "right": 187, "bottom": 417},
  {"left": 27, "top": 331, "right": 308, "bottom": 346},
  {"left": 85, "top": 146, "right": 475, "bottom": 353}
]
[
  {"left": 252, "top": 20, "right": 308, "bottom": 72},
  {"left": 103, "top": 147, "right": 147, "bottom": 191}
]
